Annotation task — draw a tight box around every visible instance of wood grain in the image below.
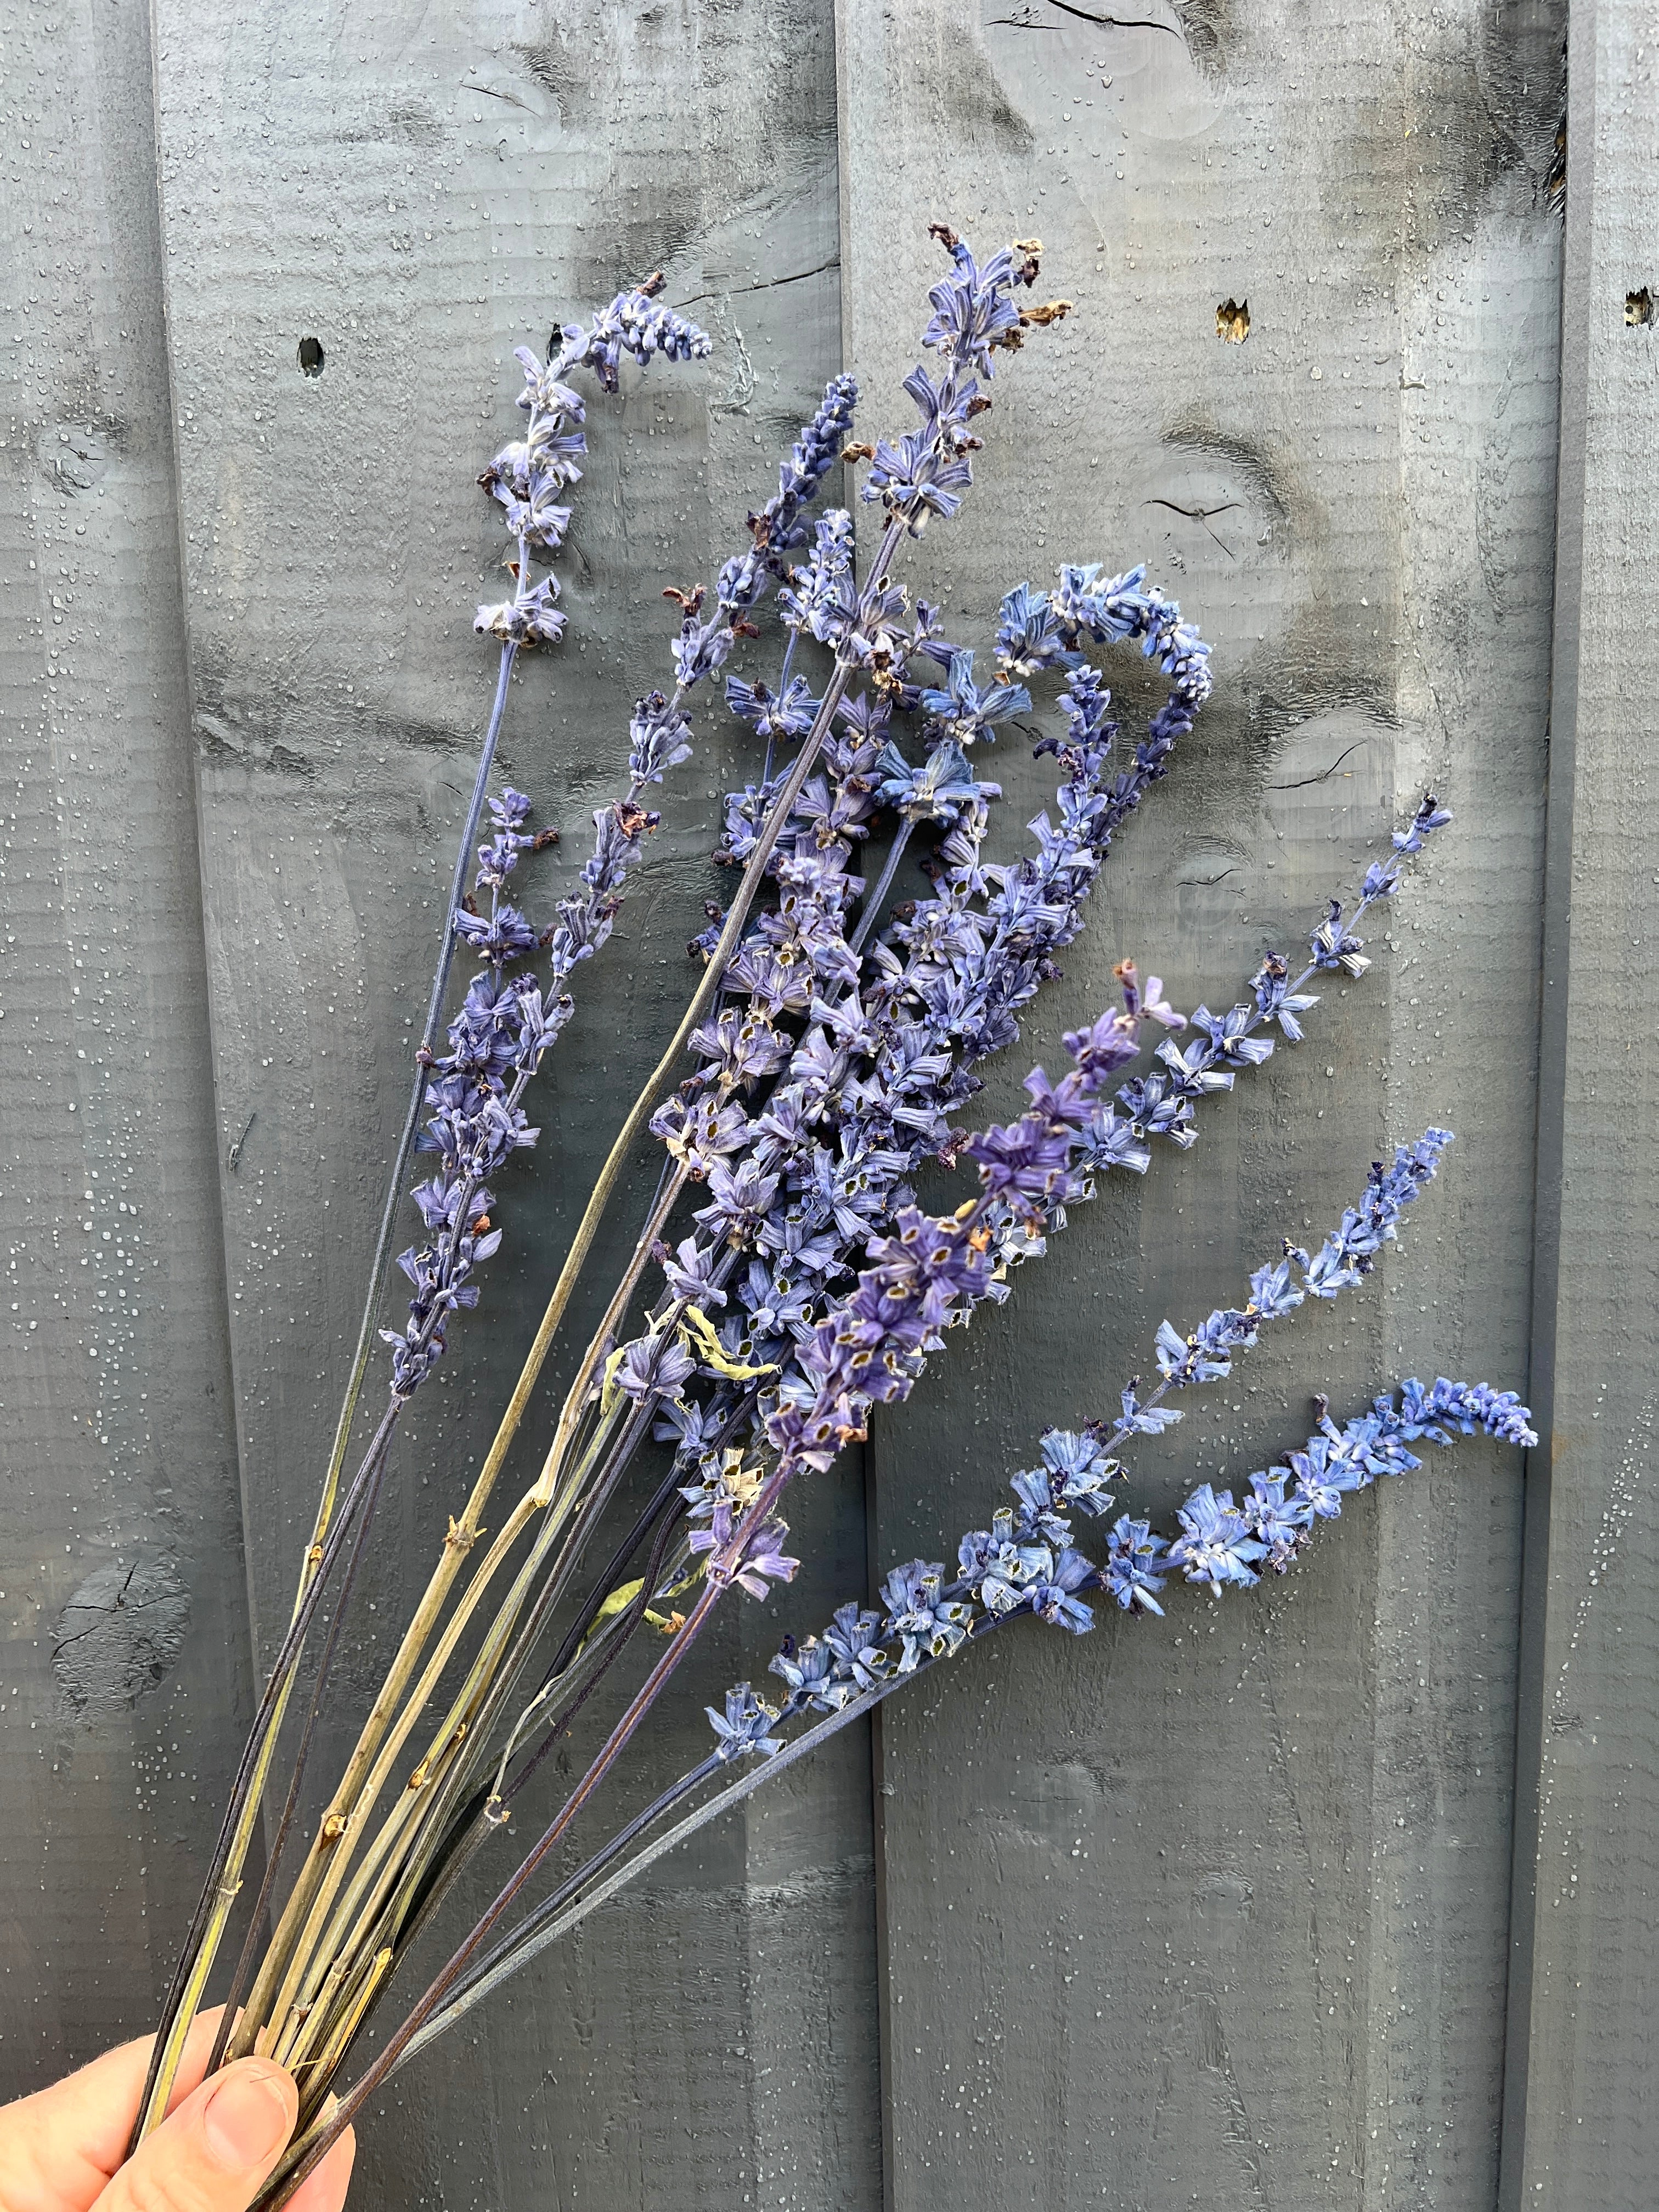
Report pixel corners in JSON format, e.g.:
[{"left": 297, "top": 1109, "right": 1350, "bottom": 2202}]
[
  {"left": 838, "top": 3, "right": 1562, "bottom": 2205},
  {"left": 1500, "top": 4, "right": 1659, "bottom": 2204},
  {"left": 0, "top": 0, "right": 260, "bottom": 2096},
  {"left": 16, "top": 3, "right": 1651, "bottom": 2209}
]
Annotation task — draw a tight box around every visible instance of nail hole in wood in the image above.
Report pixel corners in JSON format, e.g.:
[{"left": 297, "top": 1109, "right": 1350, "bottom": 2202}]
[
  {"left": 298, "top": 335, "right": 326, "bottom": 377},
  {"left": 1216, "top": 298, "right": 1251, "bottom": 343},
  {"left": 1627, "top": 287, "right": 1653, "bottom": 328}
]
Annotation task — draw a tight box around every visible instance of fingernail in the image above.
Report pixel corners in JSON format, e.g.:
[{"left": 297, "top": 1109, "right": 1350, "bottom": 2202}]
[{"left": 202, "top": 2066, "right": 295, "bottom": 2171}]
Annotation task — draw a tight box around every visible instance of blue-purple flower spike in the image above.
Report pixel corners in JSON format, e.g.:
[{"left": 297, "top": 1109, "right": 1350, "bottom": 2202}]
[
  {"left": 735, "top": 1358, "right": 1537, "bottom": 1752},
  {"left": 720, "top": 1115, "right": 1517, "bottom": 1751},
  {"left": 862, "top": 227, "right": 1059, "bottom": 535},
  {"left": 475, "top": 276, "right": 713, "bottom": 650}
]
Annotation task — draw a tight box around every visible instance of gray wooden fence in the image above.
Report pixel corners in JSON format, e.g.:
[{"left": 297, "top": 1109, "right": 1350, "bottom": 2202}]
[{"left": 2, "top": 0, "right": 1654, "bottom": 2206}]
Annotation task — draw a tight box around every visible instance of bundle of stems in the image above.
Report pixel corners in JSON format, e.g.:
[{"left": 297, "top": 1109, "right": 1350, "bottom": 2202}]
[
  {"left": 126, "top": 227, "right": 1531, "bottom": 2210},
  {"left": 132, "top": 227, "right": 1073, "bottom": 2145}
]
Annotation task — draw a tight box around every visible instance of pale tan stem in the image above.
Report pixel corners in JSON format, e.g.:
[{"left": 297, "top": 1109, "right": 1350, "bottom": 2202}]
[
  {"left": 292, "top": 1703, "right": 474, "bottom": 2023},
  {"left": 249, "top": 1484, "right": 542, "bottom": 2045},
  {"left": 257, "top": 1397, "right": 617, "bottom": 2045},
  {"left": 228, "top": 1454, "right": 546, "bottom": 2059},
  {"left": 270, "top": 1348, "right": 675, "bottom": 2060},
  {"left": 306, "top": 1160, "right": 687, "bottom": 1943},
  {"left": 528, "top": 1165, "right": 693, "bottom": 1509},
  {"left": 274, "top": 1929, "right": 382, "bottom": 2080},
  {"left": 229, "top": 1161, "right": 682, "bottom": 2060},
  {"left": 325, "top": 1476, "right": 669, "bottom": 1992},
  {"left": 221, "top": 1493, "right": 517, "bottom": 2061},
  {"left": 132, "top": 1866, "right": 246, "bottom": 2140},
  {"left": 295, "top": 1954, "right": 391, "bottom": 2124}
]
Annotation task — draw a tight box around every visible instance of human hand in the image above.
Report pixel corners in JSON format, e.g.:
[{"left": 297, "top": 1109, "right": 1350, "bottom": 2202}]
[{"left": 0, "top": 2007, "right": 354, "bottom": 2212}]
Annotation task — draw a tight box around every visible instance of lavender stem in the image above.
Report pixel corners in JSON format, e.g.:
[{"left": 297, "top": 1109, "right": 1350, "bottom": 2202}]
[{"left": 848, "top": 820, "right": 915, "bottom": 955}]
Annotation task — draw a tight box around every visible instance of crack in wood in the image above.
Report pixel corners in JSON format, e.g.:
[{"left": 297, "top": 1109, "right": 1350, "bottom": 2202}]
[
  {"left": 52, "top": 1566, "right": 139, "bottom": 1657},
  {"left": 990, "top": 0, "right": 1185, "bottom": 35},
  {"left": 1144, "top": 496, "right": 1241, "bottom": 560},
  {"left": 465, "top": 77, "right": 535, "bottom": 115},
  {"left": 1266, "top": 740, "right": 1369, "bottom": 791},
  {"left": 228, "top": 1109, "right": 256, "bottom": 1171},
  {"left": 679, "top": 257, "right": 842, "bottom": 310}
]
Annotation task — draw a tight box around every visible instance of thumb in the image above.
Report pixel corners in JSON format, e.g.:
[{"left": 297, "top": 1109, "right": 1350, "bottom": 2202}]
[{"left": 94, "top": 2059, "right": 298, "bottom": 2212}]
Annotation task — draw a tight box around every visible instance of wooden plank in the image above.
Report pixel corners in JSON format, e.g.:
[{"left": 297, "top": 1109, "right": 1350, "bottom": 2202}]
[
  {"left": 839, "top": 2, "right": 1563, "bottom": 2204},
  {"left": 148, "top": 2, "right": 877, "bottom": 2204},
  {"left": 0, "top": 0, "right": 260, "bottom": 2093},
  {"left": 1499, "top": 4, "right": 1659, "bottom": 2203}
]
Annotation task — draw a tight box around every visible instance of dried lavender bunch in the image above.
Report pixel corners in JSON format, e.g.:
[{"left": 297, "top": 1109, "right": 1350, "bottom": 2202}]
[
  {"left": 312, "top": 806, "right": 1443, "bottom": 2107},
  {"left": 189, "top": 232, "right": 1081, "bottom": 2165},
  {"left": 122, "top": 221, "right": 1522, "bottom": 2212},
  {"left": 239, "top": 236, "right": 1195, "bottom": 2194},
  {"left": 259, "top": 807, "right": 1458, "bottom": 2200}
]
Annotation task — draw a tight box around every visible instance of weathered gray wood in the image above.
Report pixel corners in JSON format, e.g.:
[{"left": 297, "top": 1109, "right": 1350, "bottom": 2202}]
[
  {"left": 0, "top": 0, "right": 260, "bottom": 2093},
  {"left": 1499, "top": 5, "right": 1659, "bottom": 2205},
  {"left": 147, "top": 2, "right": 876, "bottom": 2204},
  {"left": 839, "top": 2, "right": 1562, "bottom": 2205},
  {"left": 24, "top": 5, "right": 1659, "bottom": 2209}
]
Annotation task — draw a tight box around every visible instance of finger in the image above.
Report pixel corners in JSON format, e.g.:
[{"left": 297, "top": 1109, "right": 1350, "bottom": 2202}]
[
  {"left": 280, "top": 2128, "right": 355, "bottom": 2212},
  {"left": 92, "top": 2058, "right": 298, "bottom": 2212},
  {"left": 0, "top": 2008, "right": 227, "bottom": 2212}
]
